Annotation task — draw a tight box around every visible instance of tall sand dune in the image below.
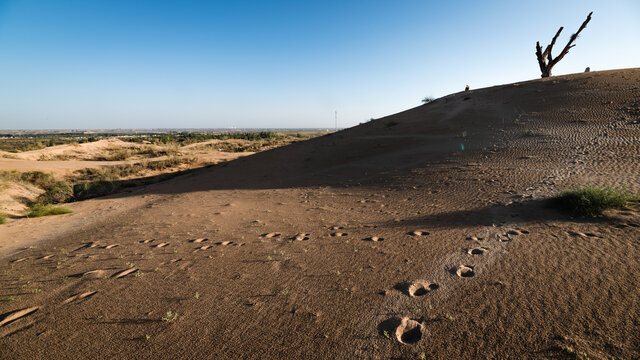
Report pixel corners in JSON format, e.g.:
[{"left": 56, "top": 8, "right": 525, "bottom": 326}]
[{"left": 1, "top": 69, "right": 638, "bottom": 359}]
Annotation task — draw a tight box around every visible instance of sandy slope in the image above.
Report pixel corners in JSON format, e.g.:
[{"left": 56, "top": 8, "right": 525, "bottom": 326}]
[{"left": 0, "top": 69, "right": 639, "bottom": 359}]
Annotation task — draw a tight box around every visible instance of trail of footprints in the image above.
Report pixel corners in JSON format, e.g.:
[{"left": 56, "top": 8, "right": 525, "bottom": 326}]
[
  {"left": 2, "top": 234, "right": 221, "bottom": 332},
  {"left": 2, "top": 225, "right": 528, "bottom": 343},
  {"left": 1, "top": 227, "right": 426, "bottom": 334},
  {"left": 390, "top": 226, "right": 528, "bottom": 345}
]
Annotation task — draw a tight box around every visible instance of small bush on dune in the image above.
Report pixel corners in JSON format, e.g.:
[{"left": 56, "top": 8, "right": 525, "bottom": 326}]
[
  {"left": 551, "top": 185, "right": 638, "bottom": 217},
  {"left": 20, "top": 171, "right": 57, "bottom": 189},
  {"left": 73, "top": 180, "right": 118, "bottom": 200},
  {"left": 0, "top": 170, "right": 22, "bottom": 182},
  {"left": 0, "top": 212, "right": 6, "bottom": 224},
  {"left": 27, "top": 204, "right": 72, "bottom": 218},
  {"left": 34, "top": 181, "right": 74, "bottom": 204},
  {"left": 106, "top": 149, "right": 133, "bottom": 161}
]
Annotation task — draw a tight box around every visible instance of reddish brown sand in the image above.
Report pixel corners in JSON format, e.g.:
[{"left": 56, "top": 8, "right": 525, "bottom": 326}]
[{"left": 1, "top": 69, "right": 639, "bottom": 359}]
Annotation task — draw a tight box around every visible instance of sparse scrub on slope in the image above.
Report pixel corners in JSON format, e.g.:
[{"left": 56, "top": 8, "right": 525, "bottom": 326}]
[
  {"left": 71, "top": 157, "right": 198, "bottom": 200},
  {"left": 0, "top": 170, "right": 75, "bottom": 205},
  {"left": 34, "top": 182, "right": 74, "bottom": 204},
  {"left": 90, "top": 145, "right": 177, "bottom": 161},
  {"left": 73, "top": 156, "right": 197, "bottom": 181}
]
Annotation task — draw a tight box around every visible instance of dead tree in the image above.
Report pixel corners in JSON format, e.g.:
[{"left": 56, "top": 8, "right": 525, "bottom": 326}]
[{"left": 535, "top": 12, "right": 592, "bottom": 78}]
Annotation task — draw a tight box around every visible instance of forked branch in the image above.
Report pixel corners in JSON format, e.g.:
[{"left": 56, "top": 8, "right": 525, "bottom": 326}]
[{"left": 535, "top": 12, "right": 592, "bottom": 78}]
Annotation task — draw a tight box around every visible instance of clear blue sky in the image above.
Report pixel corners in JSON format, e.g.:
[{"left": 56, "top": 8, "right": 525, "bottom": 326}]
[{"left": 0, "top": 0, "right": 638, "bottom": 130}]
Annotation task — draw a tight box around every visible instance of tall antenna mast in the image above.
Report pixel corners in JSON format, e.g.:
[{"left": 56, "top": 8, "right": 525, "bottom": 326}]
[{"left": 334, "top": 110, "right": 337, "bottom": 131}]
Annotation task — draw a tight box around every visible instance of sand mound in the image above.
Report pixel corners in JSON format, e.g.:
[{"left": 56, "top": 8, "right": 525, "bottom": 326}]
[{"left": 13, "top": 138, "right": 137, "bottom": 161}]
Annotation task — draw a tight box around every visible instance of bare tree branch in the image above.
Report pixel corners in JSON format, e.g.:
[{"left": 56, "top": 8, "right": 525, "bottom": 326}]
[
  {"left": 542, "top": 27, "right": 563, "bottom": 59},
  {"left": 535, "top": 41, "right": 546, "bottom": 73},
  {"left": 534, "top": 12, "right": 593, "bottom": 77}
]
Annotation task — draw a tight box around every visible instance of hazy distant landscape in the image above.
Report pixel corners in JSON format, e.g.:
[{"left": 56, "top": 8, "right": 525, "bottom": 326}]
[{"left": 0, "top": 130, "right": 325, "bottom": 218}]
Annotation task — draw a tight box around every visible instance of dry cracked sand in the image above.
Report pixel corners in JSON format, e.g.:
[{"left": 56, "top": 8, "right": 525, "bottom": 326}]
[{"left": 1, "top": 69, "right": 639, "bottom": 359}]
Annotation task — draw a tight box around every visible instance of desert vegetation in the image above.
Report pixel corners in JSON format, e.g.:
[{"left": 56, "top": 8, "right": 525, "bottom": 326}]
[
  {"left": 551, "top": 184, "right": 638, "bottom": 217},
  {"left": 0, "top": 131, "right": 325, "bottom": 220},
  {"left": 26, "top": 204, "right": 72, "bottom": 218},
  {"left": 0, "top": 133, "right": 99, "bottom": 153}
]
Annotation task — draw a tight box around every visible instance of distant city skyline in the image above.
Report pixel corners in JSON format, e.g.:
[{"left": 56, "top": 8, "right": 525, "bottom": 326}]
[{"left": 0, "top": 0, "right": 638, "bottom": 129}]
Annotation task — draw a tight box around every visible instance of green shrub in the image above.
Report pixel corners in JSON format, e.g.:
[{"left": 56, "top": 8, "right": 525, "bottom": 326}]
[
  {"left": 0, "top": 170, "right": 21, "bottom": 182},
  {"left": 34, "top": 181, "right": 74, "bottom": 204},
  {"left": 73, "top": 180, "right": 118, "bottom": 200},
  {"left": 0, "top": 212, "right": 6, "bottom": 224},
  {"left": 27, "top": 204, "right": 72, "bottom": 217},
  {"left": 20, "top": 171, "right": 57, "bottom": 189},
  {"left": 551, "top": 185, "right": 638, "bottom": 217}
]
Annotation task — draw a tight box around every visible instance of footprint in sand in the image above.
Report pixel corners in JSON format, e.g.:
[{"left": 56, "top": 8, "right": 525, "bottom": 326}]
[
  {"left": 466, "top": 236, "right": 484, "bottom": 241},
  {"left": 39, "top": 255, "right": 54, "bottom": 260},
  {"left": 140, "top": 239, "right": 154, "bottom": 244},
  {"left": 193, "top": 245, "right": 212, "bottom": 252},
  {"left": 467, "top": 247, "right": 488, "bottom": 255},
  {"left": 407, "top": 281, "right": 439, "bottom": 297},
  {"left": 506, "top": 229, "right": 529, "bottom": 236},
  {"left": 408, "top": 230, "right": 430, "bottom": 236},
  {"left": 395, "top": 317, "right": 425, "bottom": 344},
  {"left": 215, "top": 241, "right": 233, "bottom": 246},
  {"left": 62, "top": 291, "right": 97, "bottom": 305},
  {"left": 330, "top": 232, "right": 348, "bottom": 237},
  {"left": 456, "top": 265, "right": 475, "bottom": 278},
  {"left": 568, "top": 231, "right": 598, "bottom": 238},
  {"left": 0, "top": 307, "right": 40, "bottom": 327},
  {"left": 190, "top": 238, "right": 208, "bottom": 243},
  {"left": 74, "top": 242, "right": 99, "bottom": 251},
  {"left": 261, "top": 232, "right": 281, "bottom": 238},
  {"left": 364, "top": 236, "right": 383, "bottom": 242},
  {"left": 329, "top": 226, "right": 344, "bottom": 230},
  {"left": 81, "top": 270, "right": 110, "bottom": 279},
  {"left": 154, "top": 242, "right": 169, "bottom": 248},
  {"left": 11, "top": 258, "right": 29, "bottom": 263},
  {"left": 497, "top": 234, "right": 511, "bottom": 242},
  {"left": 112, "top": 268, "right": 138, "bottom": 279},
  {"left": 103, "top": 244, "right": 119, "bottom": 249},
  {"left": 292, "top": 233, "right": 310, "bottom": 241}
]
